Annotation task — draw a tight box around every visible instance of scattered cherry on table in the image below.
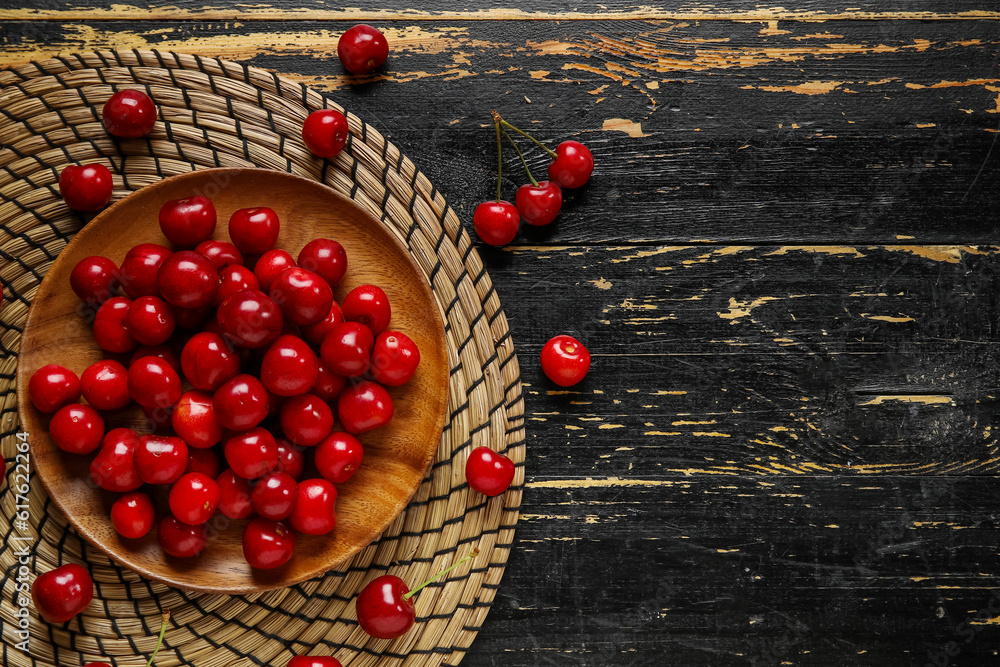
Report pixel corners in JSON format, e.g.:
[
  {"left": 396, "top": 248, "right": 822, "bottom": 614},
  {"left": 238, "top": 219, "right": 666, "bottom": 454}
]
[
  {"left": 31, "top": 563, "right": 94, "bottom": 624},
  {"left": 465, "top": 446, "right": 516, "bottom": 496},
  {"left": 59, "top": 163, "right": 113, "bottom": 211},
  {"left": 337, "top": 24, "right": 389, "bottom": 74},
  {"left": 302, "top": 109, "right": 349, "bottom": 159},
  {"left": 102, "top": 89, "right": 157, "bottom": 138},
  {"left": 540, "top": 334, "right": 591, "bottom": 387}
]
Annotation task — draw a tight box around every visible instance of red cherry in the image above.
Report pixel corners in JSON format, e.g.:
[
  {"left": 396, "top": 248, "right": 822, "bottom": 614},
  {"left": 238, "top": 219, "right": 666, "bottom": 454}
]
[
  {"left": 134, "top": 434, "right": 189, "bottom": 485},
  {"left": 301, "top": 300, "right": 343, "bottom": 346},
  {"left": 89, "top": 428, "right": 142, "bottom": 492},
  {"left": 181, "top": 331, "right": 240, "bottom": 391},
  {"left": 171, "top": 390, "right": 224, "bottom": 448},
  {"left": 290, "top": 478, "right": 337, "bottom": 535},
  {"left": 337, "top": 380, "right": 393, "bottom": 434},
  {"left": 170, "top": 303, "right": 212, "bottom": 330},
  {"left": 251, "top": 471, "right": 298, "bottom": 520},
  {"left": 337, "top": 24, "right": 389, "bottom": 74},
  {"left": 80, "top": 359, "right": 130, "bottom": 411},
  {"left": 369, "top": 330, "right": 420, "bottom": 386},
  {"left": 158, "top": 196, "right": 217, "bottom": 247},
  {"left": 547, "top": 140, "right": 594, "bottom": 189},
  {"left": 102, "top": 89, "right": 156, "bottom": 138},
  {"left": 311, "top": 361, "right": 347, "bottom": 402},
  {"left": 157, "top": 515, "right": 208, "bottom": 557},
  {"left": 214, "top": 264, "right": 260, "bottom": 307},
  {"left": 123, "top": 295, "right": 175, "bottom": 345},
  {"left": 216, "top": 289, "right": 284, "bottom": 349},
  {"left": 298, "top": 238, "right": 348, "bottom": 287},
  {"left": 279, "top": 393, "right": 334, "bottom": 446},
  {"left": 195, "top": 239, "right": 243, "bottom": 270},
  {"left": 110, "top": 491, "right": 156, "bottom": 539},
  {"left": 319, "top": 321, "right": 373, "bottom": 377},
  {"left": 158, "top": 250, "right": 219, "bottom": 309},
  {"left": 465, "top": 447, "right": 515, "bottom": 496},
  {"left": 540, "top": 334, "right": 591, "bottom": 387},
  {"left": 341, "top": 284, "right": 391, "bottom": 335},
  {"left": 213, "top": 374, "right": 269, "bottom": 431},
  {"left": 130, "top": 345, "right": 181, "bottom": 372},
  {"left": 28, "top": 364, "right": 81, "bottom": 414},
  {"left": 59, "top": 164, "right": 113, "bottom": 211},
  {"left": 169, "top": 472, "right": 221, "bottom": 525},
  {"left": 50, "top": 403, "right": 104, "bottom": 454},
  {"left": 269, "top": 267, "right": 333, "bottom": 326},
  {"left": 253, "top": 249, "right": 296, "bottom": 293},
  {"left": 223, "top": 427, "right": 278, "bottom": 479},
  {"left": 242, "top": 517, "right": 295, "bottom": 569},
  {"left": 473, "top": 200, "right": 519, "bottom": 246},
  {"left": 302, "top": 110, "right": 349, "bottom": 159},
  {"left": 70, "top": 256, "right": 119, "bottom": 305},
  {"left": 119, "top": 243, "right": 172, "bottom": 298},
  {"left": 275, "top": 438, "right": 306, "bottom": 480},
  {"left": 315, "top": 432, "right": 364, "bottom": 484},
  {"left": 229, "top": 207, "right": 280, "bottom": 254},
  {"left": 185, "top": 446, "right": 220, "bottom": 478},
  {"left": 217, "top": 469, "right": 253, "bottom": 519},
  {"left": 93, "top": 296, "right": 138, "bottom": 353},
  {"left": 127, "top": 355, "right": 182, "bottom": 409},
  {"left": 31, "top": 563, "right": 93, "bottom": 624},
  {"left": 356, "top": 575, "right": 414, "bottom": 639},
  {"left": 261, "top": 334, "right": 319, "bottom": 397},
  {"left": 515, "top": 180, "right": 562, "bottom": 226},
  {"left": 288, "top": 658, "right": 342, "bottom": 667}
]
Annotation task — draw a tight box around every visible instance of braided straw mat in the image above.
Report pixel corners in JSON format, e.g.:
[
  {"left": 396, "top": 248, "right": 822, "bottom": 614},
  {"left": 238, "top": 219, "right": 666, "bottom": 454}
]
[{"left": 0, "top": 50, "right": 525, "bottom": 667}]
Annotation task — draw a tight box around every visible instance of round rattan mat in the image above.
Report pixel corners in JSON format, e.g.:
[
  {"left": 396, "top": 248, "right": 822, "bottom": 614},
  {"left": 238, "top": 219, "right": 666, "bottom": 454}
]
[{"left": 0, "top": 50, "right": 524, "bottom": 667}]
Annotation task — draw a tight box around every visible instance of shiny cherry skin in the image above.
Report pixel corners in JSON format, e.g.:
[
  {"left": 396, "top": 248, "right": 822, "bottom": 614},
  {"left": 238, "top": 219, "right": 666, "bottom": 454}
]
[
  {"left": 80, "top": 359, "right": 130, "bottom": 411},
  {"left": 251, "top": 471, "right": 298, "bottom": 520},
  {"left": 320, "top": 321, "right": 374, "bottom": 377},
  {"left": 185, "top": 446, "right": 220, "bottom": 478},
  {"left": 158, "top": 250, "right": 219, "bottom": 309},
  {"left": 213, "top": 374, "right": 269, "bottom": 431},
  {"left": 70, "top": 256, "right": 119, "bottom": 305},
  {"left": 302, "top": 110, "right": 349, "bottom": 159},
  {"left": 337, "top": 380, "right": 393, "bottom": 434},
  {"left": 169, "top": 472, "right": 221, "bottom": 525},
  {"left": 217, "top": 469, "right": 253, "bottom": 519},
  {"left": 301, "top": 300, "right": 343, "bottom": 346},
  {"left": 253, "top": 249, "right": 296, "bottom": 293},
  {"left": 130, "top": 344, "right": 181, "bottom": 372},
  {"left": 181, "top": 331, "right": 240, "bottom": 391},
  {"left": 279, "top": 393, "right": 334, "bottom": 446},
  {"left": 214, "top": 264, "right": 260, "bottom": 307},
  {"left": 242, "top": 517, "right": 295, "bottom": 569},
  {"left": 110, "top": 491, "right": 155, "bottom": 539},
  {"left": 89, "top": 427, "right": 142, "bottom": 492},
  {"left": 465, "top": 446, "right": 515, "bottom": 496},
  {"left": 123, "top": 295, "right": 175, "bottom": 345},
  {"left": 28, "top": 364, "right": 81, "bottom": 414},
  {"left": 127, "top": 355, "right": 182, "bottom": 409},
  {"left": 269, "top": 267, "right": 333, "bottom": 326},
  {"left": 288, "top": 657, "right": 342, "bottom": 667},
  {"left": 341, "top": 284, "right": 390, "bottom": 335},
  {"left": 515, "top": 180, "right": 562, "bottom": 226},
  {"left": 338, "top": 24, "right": 389, "bottom": 74},
  {"left": 290, "top": 478, "right": 337, "bottom": 535},
  {"left": 311, "top": 361, "right": 347, "bottom": 402},
  {"left": 50, "top": 403, "right": 104, "bottom": 454},
  {"left": 275, "top": 438, "right": 306, "bottom": 480},
  {"left": 195, "top": 239, "right": 243, "bottom": 270},
  {"left": 158, "top": 195, "right": 216, "bottom": 247},
  {"left": 216, "top": 289, "right": 284, "bottom": 349},
  {"left": 31, "top": 563, "right": 94, "bottom": 624},
  {"left": 223, "top": 427, "right": 278, "bottom": 479},
  {"left": 134, "top": 434, "right": 189, "bottom": 485},
  {"left": 547, "top": 140, "right": 594, "bottom": 189},
  {"left": 356, "top": 575, "right": 414, "bottom": 639},
  {"left": 102, "top": 89, "right": 157, "bottom": 138},
  {"left": 119, "top": 243, "right": 172, "bottom": 298},
  {"left": 171, "top": 390, "right": 224, "bottom": 448},
  {"left": 229, "top": 207, "right": 280, "bottom": 254},
  {"left": 59, "top": 164, "right": 113, "bottom": 211},
  {"left": 93, "top": 296, "right": 138, "bottom": 353},
  {"left": 315, "top": 432, "right": 364, "bottom": 484},
  {"left": 540, "top": 334, "right": 591, "bottom": 387},
  {"left": 158, "top": 515, "right": 208, "bottom": 558},
  {"left": 473, "top": 200, "right": 519, "bottom": 246},
  {"left": 261, "top": 334, "right": 319, "bottom": 397},
  {"left": 298, "top": 238, "right": 348, "bottom": 287},
  {"left": 370, "top": 330, "right": 420, "bottom": 386}
]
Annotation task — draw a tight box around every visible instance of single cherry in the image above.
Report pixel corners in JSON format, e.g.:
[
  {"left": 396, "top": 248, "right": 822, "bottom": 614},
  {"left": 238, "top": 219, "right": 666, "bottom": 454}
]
[
  {"left": 253, "top": 248, "right": 296, "bottom": 293},
  {"left": 158, "top": 195, "right": 217, "bottom": 247},
  {"left": 102, "top": 89, "right": 157, "bottom": 138},
  {"left": 123, "top": 295, "right": 175, "bottom": 345},
  {"left": 251, "top": 471, "right": 299, "bottom": 520},
  {"left": 301, "top": 300, "right": 343, "bottom": 346},
  {"left": 341, "top": 284, "right": 391, "bottom": 335},
  {"left": 540, "top": 334, "right": 591, "bottom": 387},
  {"left": 59, "top": 164, "right": 113, "bottom": 211},
  {"left": 181, "top": 331, "right": 241, "bottom": 391},
  {"left": 473, "top": 201, "right": 519, "bottom": 246},
  {"left": 261, "top": 334, "right": 319, "bottom": 397},
  {"left": 134, "top": 434, "right": 189, "bottom": 485},
  {"left": 195, "top": 239, "right": 243, "bottom": 270},
  {"left": 229, "top": 207, "right": 280, "bottom": 254},
  {"left": 547, "top": 140, "right": 594, "bottom": 189},
  {"left": 369, "top": 330, "right": 420, "bottom": 386},
  {"left": 311, "top": 361, "right": 347, "bottom": 402},
  {"left": 515, "top": 180, "right": 562, "bottom": 226},
  {"left": 290, "top": 479, "right": 337, "bottom": 535},
  {"left": 158, "top": 515, "right": 208, "bottom": 558},
  {"left": 302, "top": 110, "right": 350, "bottom": 159},
  {"left": 337, "top": 24, "right": 389, "bottom": 74},
  {"left": 70, "top": 256, "right": 119, "bottom": 305},
  {"left": 269, "top": 267, "right": 333, "bottom": 326},
  {"left": 89, "top": 428, "right": 142, "bottom": 492},
  {"left": 185, "top": 446, "right": 220, "bottom": 478},
  {"left": 298, "top": 238, "right": 347, "bottom": 287},
  {"left": 242, "top": 517, "right": 295, "bottom": 569},
  {"left": 127, "top": 355, "right": 182, "bottom": 409},
  {"left": 110, "top": 491, "right": 155, "bottom": 538},
  {"left": 466, "top": 446, "right": 516, "bottom": 496},
  {"left": 118, "top": 243, "right": 172, "bottom": 298},
  {"left": 216, "top": 289, "right": 284, "bottom": 349},
  {"left": 31, "top": 563, "right": 94, "bottom": 624},
  {"left": 93, "top": 296, "right": 138, "bottom": 353},
  {"left": 169, "top": 472, "right": 221, "bottom": 525},
  {"left": 275, "top": 438, "right": 306, "bottom": 480},
  {"left": 320, "top": 321, "right": 374, "bottom": 377},
  {"left": 315, "top": 432, "right": 364, "bottom": 484},
  {"left": 50, "top": 403, "right": 104, "bottom": 454},
  {"left": 171, "top": 390, "right": 224, "bottom": 448},
  {"left": 279, "top": 393, "right": 334, "bottom": 446},
  {"left": 214, "top": 264, "right": 260, "bottom": 307},
  {"left": 28, "top": 364, "right": 81, "bottom": 414},
  {"left": 213, "top": 374, "right": 269, "bottom": 431},
  {"left": 337, "top": 380, "right": 393, "bottom": 434},
  {"left": 158, "top": 250, "right": 219, "bottom": 309},
  {"left": 217, "top": 469, "right": 253, "bottom": 519},
  {"left": 80, "top": 359, "right": 130, "bottom": 411},
  {"left": 223, "top": 427, "right": 278, "bottom": 479}
]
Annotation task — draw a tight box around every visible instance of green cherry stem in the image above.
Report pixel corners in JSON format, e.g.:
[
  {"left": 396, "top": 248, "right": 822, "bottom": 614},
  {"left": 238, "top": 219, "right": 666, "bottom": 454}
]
[
  {"left": 402, "top": 547, "right": 481, "bottom": 601},
  {"left": 490, "top": 110, "right": 503, "bottom": 201},
  {"left": 497, "top": 118, "right": 558, "bottom": 159},
  {"left": 502, "top": 131, "right": 538, "bottom": 187},
  {"left": 144, "top": 610, "right": 171, "bottom": 667}
]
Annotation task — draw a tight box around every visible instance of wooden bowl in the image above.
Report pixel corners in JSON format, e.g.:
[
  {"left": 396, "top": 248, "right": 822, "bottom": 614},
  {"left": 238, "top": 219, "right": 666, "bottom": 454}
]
[{"left": 17, "top": 168, "right": 449, "bottom": 594}]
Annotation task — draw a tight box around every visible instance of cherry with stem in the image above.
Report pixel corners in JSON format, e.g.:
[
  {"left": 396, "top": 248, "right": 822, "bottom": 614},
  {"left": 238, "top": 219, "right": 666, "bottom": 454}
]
[
  {"left": 502, "top": 130, "right": 563, "bottom": 226},
  {"left": 472, "top": 113, "right": 519, "bottom": 246},
  {"left": 495, "top": 112, "right": 594, "bottom": 189}
]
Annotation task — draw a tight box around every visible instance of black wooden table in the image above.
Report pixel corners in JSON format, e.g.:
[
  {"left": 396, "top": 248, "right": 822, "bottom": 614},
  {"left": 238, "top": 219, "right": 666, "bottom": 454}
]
[{"left": 3, "top": 3, "right": 1000, "bottom": 665}]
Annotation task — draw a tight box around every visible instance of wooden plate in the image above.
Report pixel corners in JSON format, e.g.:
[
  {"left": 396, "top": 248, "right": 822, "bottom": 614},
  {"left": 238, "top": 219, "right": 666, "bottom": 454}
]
[{"left": 16, "top": 168, "right": 449, "bottom": 594}]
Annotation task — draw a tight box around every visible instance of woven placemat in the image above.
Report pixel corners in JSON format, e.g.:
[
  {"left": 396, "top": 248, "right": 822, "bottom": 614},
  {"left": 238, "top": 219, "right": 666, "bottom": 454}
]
[{"left": 0, "top": 50, "right": 524, "bottom": 667}]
